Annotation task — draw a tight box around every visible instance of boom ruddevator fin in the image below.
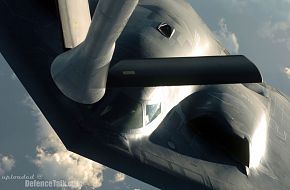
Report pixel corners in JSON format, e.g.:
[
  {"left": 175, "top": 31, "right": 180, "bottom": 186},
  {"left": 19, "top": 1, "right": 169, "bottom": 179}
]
[
  {"left": 57, "top": 0, "right": 91, "bottom": 48},
  {"left": 107, "top": 55, "right": 263, "bottom": 87}
]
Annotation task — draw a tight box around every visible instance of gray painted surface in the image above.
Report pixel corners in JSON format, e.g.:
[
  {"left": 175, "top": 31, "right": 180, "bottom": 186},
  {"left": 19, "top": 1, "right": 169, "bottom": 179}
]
[
  {"left": 51, "top": 0, "right": 139, "bottom": 104},
  {"left": 0, "top": 0, "right": 290, "bottom": 189}
]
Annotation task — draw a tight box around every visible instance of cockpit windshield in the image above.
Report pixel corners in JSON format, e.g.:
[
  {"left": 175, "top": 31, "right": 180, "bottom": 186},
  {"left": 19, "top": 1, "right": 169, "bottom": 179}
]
[
  {"left": 145, "top": 103, "right": 161, "bottom": 125},
  {"left": 99, "top": 93, "right": 143, "bottom": 130},
  {"left": 99, "top": 92, "right": 162, "bottom": 130}
]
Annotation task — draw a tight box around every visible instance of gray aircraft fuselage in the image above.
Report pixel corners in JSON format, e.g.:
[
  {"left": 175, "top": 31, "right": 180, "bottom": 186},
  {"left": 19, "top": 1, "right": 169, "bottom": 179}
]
[{"left": 0, "top": 0, "right": 290, "bottom": 189}]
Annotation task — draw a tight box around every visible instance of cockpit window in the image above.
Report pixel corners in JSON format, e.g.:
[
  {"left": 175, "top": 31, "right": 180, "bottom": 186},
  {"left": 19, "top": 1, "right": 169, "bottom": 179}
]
[
  {"left": 157, "top": 23, "right": 175, "bottom": 39},
  {"left": 99, "top": 93, "right": 143, "bottom": 130},
  {"left": 145, "top": 103, "right": 161, "bottom": 125}
]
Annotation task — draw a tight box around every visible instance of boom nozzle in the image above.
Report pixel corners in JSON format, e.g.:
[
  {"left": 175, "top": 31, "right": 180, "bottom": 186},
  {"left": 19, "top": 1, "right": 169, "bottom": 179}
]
[{"left": 51, "top": 0, "right": 139, "bottom": 104}]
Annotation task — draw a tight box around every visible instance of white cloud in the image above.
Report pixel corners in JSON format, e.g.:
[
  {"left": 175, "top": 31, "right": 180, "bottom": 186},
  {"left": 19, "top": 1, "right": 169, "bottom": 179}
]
[
  {"left": 33, "top": 147, "right": 104, "bottom": 190},
  {"left": 111, "top": 172, "right": 126, "bottom": 183},
  {"left": 260, "top": 16, "right": 290, "bottom": 50},
  {"left": 0, "top": 155, "right": 15, "bottom": 176},
  {"left": 220, "top": 0, "right": 290, "bottom": 11},
  {"left": 23, "top": 96, "right": 105, "bottom": 190},
  {"left": 212, "top": 0, "right": 290, "bottom": 51},
  {"left": 284, "top": 67, "right": 290, "bottom": 78},
  {"left": 214, "top": 18, "right": 239, "bottom": 54}
]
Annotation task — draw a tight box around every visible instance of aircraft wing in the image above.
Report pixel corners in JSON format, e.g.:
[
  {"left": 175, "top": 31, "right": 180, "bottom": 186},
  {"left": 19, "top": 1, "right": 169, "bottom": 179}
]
[
  {"left": 0, "top": 0, "right": 262, "bottom": 158},
  {"left": 0, "top": 0, "right": 84, "bottom": 146}
]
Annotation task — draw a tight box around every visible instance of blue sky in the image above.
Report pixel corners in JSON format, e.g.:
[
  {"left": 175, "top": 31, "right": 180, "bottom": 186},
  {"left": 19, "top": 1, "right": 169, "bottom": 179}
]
[{"left": 0, "top": 0, "right": 290, "bottom": 189}]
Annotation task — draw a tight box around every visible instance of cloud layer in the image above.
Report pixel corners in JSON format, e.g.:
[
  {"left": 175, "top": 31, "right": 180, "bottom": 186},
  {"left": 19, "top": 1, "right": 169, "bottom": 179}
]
[
  {"left": 260, "top": 16, "right": 290, "bottom": 50},
  {"left": 214, "top": 18, "right": 239, "bottom": 54},
  {"left": 23, "top": 96, "right": 105, "bottom": 190},
  {"left": 0, "top": 154, "right": 15, "bottom": 176},
  {"left": 33, "top": 147, "right": 104, "bottom": 189},
  {"left": 227, "top": 0, "right": 290, "bottom": 51},
  {"left": 285, "top": 67, "right": 290, "bottom": 78},
  {"left": 111, "top": 172, "right": 126, "bottom": 183}
]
